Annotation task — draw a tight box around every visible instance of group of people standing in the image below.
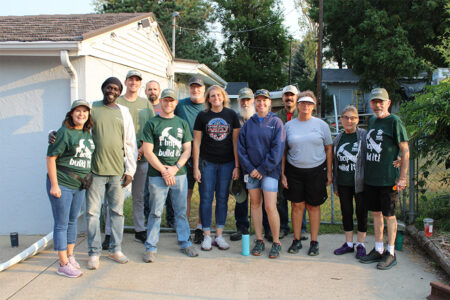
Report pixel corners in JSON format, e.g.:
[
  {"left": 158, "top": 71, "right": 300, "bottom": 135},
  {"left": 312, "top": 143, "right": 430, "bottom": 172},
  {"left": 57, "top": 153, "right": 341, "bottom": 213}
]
[{"left": 46, "top": 69, "right": 409, "bottom": 278}]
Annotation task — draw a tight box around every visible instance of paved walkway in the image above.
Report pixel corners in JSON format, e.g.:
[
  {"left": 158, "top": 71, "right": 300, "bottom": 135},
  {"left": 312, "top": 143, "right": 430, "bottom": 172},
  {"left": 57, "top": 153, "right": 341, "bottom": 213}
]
[{"left": 1, "top": 233, "right": 437, "bottom": 299}]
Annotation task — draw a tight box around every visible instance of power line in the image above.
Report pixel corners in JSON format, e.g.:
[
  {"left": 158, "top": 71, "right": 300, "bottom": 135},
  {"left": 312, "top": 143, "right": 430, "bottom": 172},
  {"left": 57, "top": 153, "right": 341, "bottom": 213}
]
[{"left": 173, "top": 8, "right": 297, "bottom": 35}]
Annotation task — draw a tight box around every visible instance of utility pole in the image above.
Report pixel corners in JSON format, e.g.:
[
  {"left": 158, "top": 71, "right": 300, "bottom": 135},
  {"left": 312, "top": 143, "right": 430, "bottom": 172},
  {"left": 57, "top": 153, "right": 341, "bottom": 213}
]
[
  {"left": 170, "top": 12, "right": 180, "bottom": 88},
  {"left": 316, "top": 0, "right": 323, "bottom": 117},
  {"left": 288, "top": 39, "right": 292, "bottom": 85}
]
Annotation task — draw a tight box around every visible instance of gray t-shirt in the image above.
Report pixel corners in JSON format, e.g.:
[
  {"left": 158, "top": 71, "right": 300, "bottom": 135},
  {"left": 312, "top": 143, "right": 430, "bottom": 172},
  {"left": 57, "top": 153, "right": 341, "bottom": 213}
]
[{"left": 285, "top": 117, "right": 332, "bottom": 168}]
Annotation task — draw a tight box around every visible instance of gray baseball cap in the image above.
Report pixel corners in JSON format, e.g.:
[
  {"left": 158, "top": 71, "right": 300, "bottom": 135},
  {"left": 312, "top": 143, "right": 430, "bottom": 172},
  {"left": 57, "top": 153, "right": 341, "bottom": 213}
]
[
  {"left": 160, "top": 88, "right": 177, "bottom": 100},
  {"left": 126, "top": 70, "right": 142, "bottom": 80},
  {"left": 369, "top": 88, "right": 389, "bottom": 101},
  {"left": 189, "top": 76, "right": 205, "bottom": 86},
  {"left": 254, "top": 89, "right": 271, "bottom": 99},
  {"left": 71, "top": 99, "right": 91, "bottom": 110},
  {"left": 282, "top": 85, "right": 299, "bottom": 95},
  {"left": 238, "top": 88, "right": 254, "bottom": 100}
]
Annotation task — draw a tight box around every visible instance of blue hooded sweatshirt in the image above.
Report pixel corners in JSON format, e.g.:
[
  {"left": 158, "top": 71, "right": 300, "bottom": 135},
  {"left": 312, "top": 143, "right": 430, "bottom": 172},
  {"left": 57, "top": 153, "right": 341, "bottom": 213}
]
[{"left": 238, "top": 112, "right": 286, "bottom": 179}]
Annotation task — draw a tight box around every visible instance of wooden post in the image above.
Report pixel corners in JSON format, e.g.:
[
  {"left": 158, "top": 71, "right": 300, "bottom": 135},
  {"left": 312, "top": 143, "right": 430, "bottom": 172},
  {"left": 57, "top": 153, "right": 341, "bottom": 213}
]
[{"left": 316, "top": 0, "right": 323, "bottom": 117}]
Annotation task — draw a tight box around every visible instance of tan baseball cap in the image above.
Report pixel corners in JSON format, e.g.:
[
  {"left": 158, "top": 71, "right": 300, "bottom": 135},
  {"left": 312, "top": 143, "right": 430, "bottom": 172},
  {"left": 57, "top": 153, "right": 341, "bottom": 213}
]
[
  {"left": 71, "top": 99, "right": 91, "bottom": 110},
  {"left": 238, "top": 88, "right": 254, "bottom": 100},
  {"left": 369, "top": 88, "right": 389, "bottom": 101},
  {"left": 282, "top": 85, "right": 299, "bottom": 95},
  {"left": 126, "top": 70, "right": 142, "bottom": 80}
]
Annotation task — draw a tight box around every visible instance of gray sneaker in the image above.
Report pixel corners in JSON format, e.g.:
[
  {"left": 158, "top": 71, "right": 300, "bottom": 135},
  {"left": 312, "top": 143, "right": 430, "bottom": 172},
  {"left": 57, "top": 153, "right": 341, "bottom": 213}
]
[
  {"left": 181, "top": 245, "right": 199, "bottom": 257},
  {"left": 143, "top": 251, "right": 156, "bottom": 263}
]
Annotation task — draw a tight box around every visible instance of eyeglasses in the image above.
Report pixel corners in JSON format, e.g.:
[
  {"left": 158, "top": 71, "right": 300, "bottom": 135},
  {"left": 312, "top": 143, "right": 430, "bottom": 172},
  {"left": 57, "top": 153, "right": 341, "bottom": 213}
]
[{"left": 341, "top": 116, "right": 358, "bottom": 121}]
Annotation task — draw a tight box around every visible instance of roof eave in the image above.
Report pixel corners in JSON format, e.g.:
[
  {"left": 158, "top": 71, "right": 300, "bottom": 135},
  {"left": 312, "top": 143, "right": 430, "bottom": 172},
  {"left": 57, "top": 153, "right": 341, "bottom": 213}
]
[{"left": 0, "top": 41, "right": 80, "bottom": 56}]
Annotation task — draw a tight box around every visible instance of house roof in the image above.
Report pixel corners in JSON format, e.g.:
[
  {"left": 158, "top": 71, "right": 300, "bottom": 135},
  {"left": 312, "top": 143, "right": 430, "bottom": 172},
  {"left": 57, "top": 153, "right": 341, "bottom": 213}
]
[
  {"left": 322, "top": 68, "right": 360, "bottom": 84},
  {"left": 225, "top": 82, "right": 248, "bottom": 96},
  {"left": 0, "top": 13, "right": 153, "bottom": 42}
]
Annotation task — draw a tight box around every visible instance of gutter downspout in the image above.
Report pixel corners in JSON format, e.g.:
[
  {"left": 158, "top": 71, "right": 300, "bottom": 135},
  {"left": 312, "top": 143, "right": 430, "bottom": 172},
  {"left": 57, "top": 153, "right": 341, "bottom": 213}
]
[
  {"left": 60, "top": 50, "right": 78, "bottom": 102},
  {"left": 0, "top": 233, "right": 53, "bottom": 272}
]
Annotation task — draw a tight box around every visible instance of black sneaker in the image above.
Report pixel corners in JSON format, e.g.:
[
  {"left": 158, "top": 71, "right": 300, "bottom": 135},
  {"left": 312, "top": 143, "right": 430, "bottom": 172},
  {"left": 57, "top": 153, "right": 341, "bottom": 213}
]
[
  {"left": 307, "top": 241, "right": 319, "bottom": 256},
  {"left": 359, "top": 248, "right": 383, "bottom": 264},
  {"left": 102, "top": 235, "right": 110, "bottom": 250},
  {"left": 134, "top": 231, "right": 147, "bottom": 244},
  {"left": 279, "top": 230, "right": 287, "bottom": 240},
  {"left": 264, "top": 232, "right": 273, "bottom": 243},
  {"left": 288, "top": 239, "right": 302, "bottom": 254},
  {"left": 193, "top": 228, "right": 204, "bottom": 244},
  {"left": 269, "top": 242, "right": 282, "bottom": 259},
  {"left": 230, "top": 230, "right": 243, "bottom": 241},
  {"left": 377, "top": 251, "right": 397, "bottom": 270},
  {"left": 251, "top": 239, "right": 265, "bottom": 256}
]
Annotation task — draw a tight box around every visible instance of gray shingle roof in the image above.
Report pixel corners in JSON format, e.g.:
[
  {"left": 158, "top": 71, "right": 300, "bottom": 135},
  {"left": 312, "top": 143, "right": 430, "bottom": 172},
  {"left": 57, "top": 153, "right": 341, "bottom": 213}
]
[
  {"left": 225, "top": 82, "right": 248, "bottom": 95},
  {"left": 0, "top": 13, "right": 152, "bottom": 42},
  {"left": 322, "top": 68, "right": 360, "bottom": 83}
]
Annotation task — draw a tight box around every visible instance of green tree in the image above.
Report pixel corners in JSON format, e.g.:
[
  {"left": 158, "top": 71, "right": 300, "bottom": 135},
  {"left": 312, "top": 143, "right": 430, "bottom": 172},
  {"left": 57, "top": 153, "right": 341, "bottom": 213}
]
[
  {"left": 308, "top": 0, "right": 449, "bottom": 98},
  {"left": 400, "top": 80, "right": 450, "bottom": 173},
  {"left": 291, "top": 31, "right": 316, "bottom": 85},
  {"left": 214, "top": 0, "right": 290, "bottom": 90},
  {"left": 95, "top": 0, "right": 222, "bottom": 71}
]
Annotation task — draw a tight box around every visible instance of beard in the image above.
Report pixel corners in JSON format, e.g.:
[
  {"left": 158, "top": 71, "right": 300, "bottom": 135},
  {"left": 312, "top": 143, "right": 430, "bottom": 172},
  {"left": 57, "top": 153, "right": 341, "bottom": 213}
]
[
  {"left": 239, "top": 105, "right": 255, "bottom": 121},
  {"left": 148, "top": 94, "right": 158, "bottom": 103}
]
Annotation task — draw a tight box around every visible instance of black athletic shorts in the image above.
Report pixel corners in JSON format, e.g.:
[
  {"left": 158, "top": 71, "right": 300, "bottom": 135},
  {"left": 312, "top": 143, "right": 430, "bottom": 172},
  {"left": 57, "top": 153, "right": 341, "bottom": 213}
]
[
  {"left": 365, "top": 184, "right": 398, "bottom": 217},
  {"left": 186, "top": 158, "right": 196, "bottom": 190},
  {"left": 285, "top": 161, "right": 328, "bottom": 206}
]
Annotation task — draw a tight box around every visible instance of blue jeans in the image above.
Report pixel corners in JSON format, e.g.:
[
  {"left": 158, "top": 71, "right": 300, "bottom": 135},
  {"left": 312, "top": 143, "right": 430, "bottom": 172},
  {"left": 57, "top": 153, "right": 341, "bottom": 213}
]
[
  {"left": 199, "top": 160, "right": 234, "bottom": 231},
  {"left": 145, "top": 175, "right": 191, "bottom": 252},
  {"left": 46, "top": 177, "right": 84, "bottom": 251},
  {"left": 86, "top": 174, "right": 124, "bottom": 256}
]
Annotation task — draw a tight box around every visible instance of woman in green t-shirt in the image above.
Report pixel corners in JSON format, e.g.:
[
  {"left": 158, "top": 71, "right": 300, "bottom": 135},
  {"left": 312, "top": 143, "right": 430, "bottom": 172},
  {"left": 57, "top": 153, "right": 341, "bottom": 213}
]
[
  {"left": 332, "top": 106, "right": 368, "bottom": 259},
  {"left": 46, "top": 100, "right": 94, "bottom": 278}
]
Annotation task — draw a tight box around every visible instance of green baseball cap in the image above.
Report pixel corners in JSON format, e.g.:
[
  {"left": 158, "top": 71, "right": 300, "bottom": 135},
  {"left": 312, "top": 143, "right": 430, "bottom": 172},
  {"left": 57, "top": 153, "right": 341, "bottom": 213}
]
[
  {"left": 238, "top": 88, "right": 254, "bottom": 100},
  {"left": 160, "top": 88, "right": 177, "bottom": 100},
  {"left": 369, "top": 88, "right": 389, "bottom": 101},
  {"left": 71, "top": 99, "right": 91, "bottom": 110},
  {"left": 126, "top": 70, "right": 142, "bottom": 80}
]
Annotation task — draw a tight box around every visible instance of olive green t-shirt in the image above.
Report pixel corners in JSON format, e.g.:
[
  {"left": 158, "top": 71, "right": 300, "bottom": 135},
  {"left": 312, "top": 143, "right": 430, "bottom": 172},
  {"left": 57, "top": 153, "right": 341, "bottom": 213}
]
[
  {"left": 116, "top": 96, "right": 154, "bottom": 162},
  {"left": 336, "top": 132, "right": 358, "bottom": 186},
  {"left": 365, "top": 114, "right": 408, "bottom": 186},
  {"left": 90, "top": 101, "right": 125, "bottom": 176},
  {"left": 142, "top": 115, "right": 192, "bottom": 177},
  {"left": 47, "top": 126, "right": 95, "bottom": 190}
]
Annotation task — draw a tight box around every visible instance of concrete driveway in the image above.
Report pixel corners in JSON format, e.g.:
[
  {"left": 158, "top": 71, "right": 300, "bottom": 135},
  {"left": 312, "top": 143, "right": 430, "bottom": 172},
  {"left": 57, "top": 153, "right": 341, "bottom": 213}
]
[{"left": 1, "top": 233, "right": 438, "bottom": 299}]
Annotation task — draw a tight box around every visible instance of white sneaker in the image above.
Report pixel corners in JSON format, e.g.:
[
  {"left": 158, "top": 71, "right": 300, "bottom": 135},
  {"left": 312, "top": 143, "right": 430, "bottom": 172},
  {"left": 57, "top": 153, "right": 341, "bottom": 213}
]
[
  {"left": 201, "top": 235, "right": 212, "bottom": 251},
  {"left": 213, "top": 235, "right": 230, "bottom": 250},
  {"left": 87, "top": 255, "right": 100, "bottom": 270}
]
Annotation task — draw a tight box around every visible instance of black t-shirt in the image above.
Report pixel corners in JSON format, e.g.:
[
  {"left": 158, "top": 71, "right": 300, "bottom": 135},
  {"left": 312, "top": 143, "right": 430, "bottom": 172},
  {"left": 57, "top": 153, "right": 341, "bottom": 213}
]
[{"left": 193, "top": 107, "right": 241, "bottom": 163}]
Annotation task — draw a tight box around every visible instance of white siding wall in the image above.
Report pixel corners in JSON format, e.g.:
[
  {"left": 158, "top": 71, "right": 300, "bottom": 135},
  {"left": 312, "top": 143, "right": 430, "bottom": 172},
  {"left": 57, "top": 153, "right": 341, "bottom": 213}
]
[{"left": 0, "top": 56, "right": 72, "bottom": 234}]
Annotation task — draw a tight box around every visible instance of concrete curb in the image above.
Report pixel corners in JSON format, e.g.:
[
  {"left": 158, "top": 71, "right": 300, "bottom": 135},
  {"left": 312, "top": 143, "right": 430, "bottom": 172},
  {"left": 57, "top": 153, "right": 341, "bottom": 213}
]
[{"left": 406, "top": 224, "right": 450, "bottom": 276}]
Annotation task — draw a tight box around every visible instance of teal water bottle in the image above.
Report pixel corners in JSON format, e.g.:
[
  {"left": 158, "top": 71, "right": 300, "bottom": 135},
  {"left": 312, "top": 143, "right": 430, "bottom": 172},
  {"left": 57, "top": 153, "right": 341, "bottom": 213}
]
[{"left": 242, "top": 233, "right": 250, "bottom": 256}]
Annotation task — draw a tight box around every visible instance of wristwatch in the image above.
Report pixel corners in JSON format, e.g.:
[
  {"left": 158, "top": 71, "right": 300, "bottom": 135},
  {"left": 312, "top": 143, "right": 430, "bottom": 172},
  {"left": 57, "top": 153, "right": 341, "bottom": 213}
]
[{"left": 176, "top": 163, "right": 181, "bottom": 169}]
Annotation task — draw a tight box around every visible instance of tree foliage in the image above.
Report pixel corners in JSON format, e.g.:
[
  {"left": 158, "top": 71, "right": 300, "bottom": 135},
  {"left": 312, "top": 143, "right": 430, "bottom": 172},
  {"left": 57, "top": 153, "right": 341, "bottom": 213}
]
[
  {"left": 291, "top": 31, "right": 316, "bottom": 84},
  {"left": 400, "top": 80, "right": 450, "bottom": 184},
  {"left": 214, "top": 0, "right": 290, "bottom": 90},
  {"left": 308, "top": 0, "right": 449, "bottom": 95},
  {"left": 95, "top": 0, "right": 222, "bottom": 70}
]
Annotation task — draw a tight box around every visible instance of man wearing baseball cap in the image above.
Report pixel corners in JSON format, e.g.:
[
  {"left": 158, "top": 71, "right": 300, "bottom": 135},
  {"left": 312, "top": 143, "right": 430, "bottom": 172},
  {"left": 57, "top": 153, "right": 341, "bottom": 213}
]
[
  {"left": 230, "top": 87, "right": 255, "bottom": 241},
  {"left": 108, "top": 70, "right": 155, "bottom": 245},
  {"left": 174, "top": 76, "right": 206, "bottom": 244},
  {"left": 359, "top": 88, "right": 409, "bottom": 270},
  {"left": 142, "top": 88, "right": 198, "bottom": 262},
  {"left": 274, "top": 85, "right": 307, "bottom": 241}
]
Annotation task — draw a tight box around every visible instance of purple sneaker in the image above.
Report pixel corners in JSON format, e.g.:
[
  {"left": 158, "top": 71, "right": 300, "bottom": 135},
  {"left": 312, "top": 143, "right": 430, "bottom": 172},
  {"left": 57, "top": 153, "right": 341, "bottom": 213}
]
[
  {"left": 333, "top": 243, "right": 354, "bottom": 255},
  {"left": 56, "top": 263, "right": 82, "bottom": 278},
  {"left": 356, "top": 244, "right": 367, "bottom": 259}
]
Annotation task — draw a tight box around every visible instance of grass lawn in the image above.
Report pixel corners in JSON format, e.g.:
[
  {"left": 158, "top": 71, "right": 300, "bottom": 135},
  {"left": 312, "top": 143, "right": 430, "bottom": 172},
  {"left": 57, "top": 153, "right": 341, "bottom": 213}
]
[{"left": 123, "top": 185, "right": 375, "bottom": 235}]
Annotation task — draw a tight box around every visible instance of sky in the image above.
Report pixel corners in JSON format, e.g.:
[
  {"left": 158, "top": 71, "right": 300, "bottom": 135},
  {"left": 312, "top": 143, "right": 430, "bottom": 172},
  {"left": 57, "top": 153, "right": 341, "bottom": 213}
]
[{"left": 3, "top": 0, "right": 305, "bottom": 40}]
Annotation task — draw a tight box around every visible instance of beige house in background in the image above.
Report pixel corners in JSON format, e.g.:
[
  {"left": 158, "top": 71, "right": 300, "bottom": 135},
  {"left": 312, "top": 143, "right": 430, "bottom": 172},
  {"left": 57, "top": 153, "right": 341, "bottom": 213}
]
[{"left": 0, "top": 13, "right": 225, "bottom": 234}]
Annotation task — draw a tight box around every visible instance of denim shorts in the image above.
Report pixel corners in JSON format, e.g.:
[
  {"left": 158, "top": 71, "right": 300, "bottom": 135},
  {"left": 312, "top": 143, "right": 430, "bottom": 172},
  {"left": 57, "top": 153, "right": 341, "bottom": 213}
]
[{"left": 246, "top": 175, "right": 278, "bottom": 192}]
